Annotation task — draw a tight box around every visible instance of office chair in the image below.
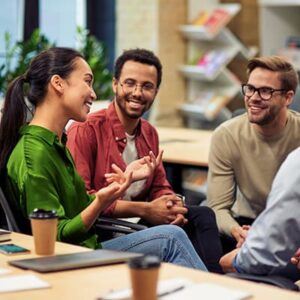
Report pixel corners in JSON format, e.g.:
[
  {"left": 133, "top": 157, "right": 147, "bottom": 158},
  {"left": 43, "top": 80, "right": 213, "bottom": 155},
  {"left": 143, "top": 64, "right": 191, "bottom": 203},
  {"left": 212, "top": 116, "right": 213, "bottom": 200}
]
[
  {"left": 0, "top": 183, "right": 146, "bottom": 236},
  {"left": 1, "top": 179, "right": 146, "bottom": 238},
  {"left": 95, "top": 216, "right": 148, "bottom": 235},
  {"left": 0, "top": 186, "right": 21, "bottom": 232},
  {"left": 227, "top": 273, "right": 299, "bottom": 291}
]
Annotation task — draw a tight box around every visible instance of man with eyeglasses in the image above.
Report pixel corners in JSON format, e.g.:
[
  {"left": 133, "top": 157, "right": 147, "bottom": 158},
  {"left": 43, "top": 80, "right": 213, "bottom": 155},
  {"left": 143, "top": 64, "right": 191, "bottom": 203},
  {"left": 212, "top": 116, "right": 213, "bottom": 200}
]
[
  {"left": 67, "top": 48, "right": 223, "bottom": 273},
  {"left": 207, "top": 56, "right": 300, "bottom": 252}
]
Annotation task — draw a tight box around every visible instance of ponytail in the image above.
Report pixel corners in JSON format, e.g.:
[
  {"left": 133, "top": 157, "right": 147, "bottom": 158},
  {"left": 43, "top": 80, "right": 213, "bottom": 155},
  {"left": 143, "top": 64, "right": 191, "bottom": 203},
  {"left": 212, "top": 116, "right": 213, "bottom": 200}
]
[
  {"left": 0, "top": 75, "right": 29, "bottom": 174},
  {"left": 0, "top": 47, "right": 83, "bottom": 177}
]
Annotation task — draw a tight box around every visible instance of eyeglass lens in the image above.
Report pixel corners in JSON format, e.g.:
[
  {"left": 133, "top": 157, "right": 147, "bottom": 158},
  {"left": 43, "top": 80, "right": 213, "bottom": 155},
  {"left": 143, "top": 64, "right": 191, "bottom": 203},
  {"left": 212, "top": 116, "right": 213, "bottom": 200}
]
[{"left": 242, "top": 84, "right": 283, "bottom": 100}]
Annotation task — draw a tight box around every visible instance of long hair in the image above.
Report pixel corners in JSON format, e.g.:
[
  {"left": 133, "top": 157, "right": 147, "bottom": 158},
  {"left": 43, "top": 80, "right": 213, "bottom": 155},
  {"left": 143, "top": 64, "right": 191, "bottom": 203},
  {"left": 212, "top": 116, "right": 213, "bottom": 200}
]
[{"left": 0, "top": 47, "right": 83, "bottom": 175}]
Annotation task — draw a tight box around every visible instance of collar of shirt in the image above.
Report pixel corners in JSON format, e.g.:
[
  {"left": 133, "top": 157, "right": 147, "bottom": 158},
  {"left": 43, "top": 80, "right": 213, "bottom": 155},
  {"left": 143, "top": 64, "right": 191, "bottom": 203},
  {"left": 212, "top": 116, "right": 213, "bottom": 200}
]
[
  {"left": 20, "top": 124, "right": 68, "bottom": 146},
  {"left": 105, "top": 101, "right": 143, "bottom": 152}
]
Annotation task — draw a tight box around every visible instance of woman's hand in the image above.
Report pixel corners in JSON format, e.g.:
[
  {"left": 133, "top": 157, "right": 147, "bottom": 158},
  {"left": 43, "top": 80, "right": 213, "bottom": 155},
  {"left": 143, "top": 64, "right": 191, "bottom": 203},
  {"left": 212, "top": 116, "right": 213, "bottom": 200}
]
[
  {"left": 96, "top": 165, "right": 133, "bottom": 210},
  {"left": 105, "top": 150, "right": 163, "bottom": 183},
  {"left": 81, "top": 166, "right": 132, "bottom": 231}
]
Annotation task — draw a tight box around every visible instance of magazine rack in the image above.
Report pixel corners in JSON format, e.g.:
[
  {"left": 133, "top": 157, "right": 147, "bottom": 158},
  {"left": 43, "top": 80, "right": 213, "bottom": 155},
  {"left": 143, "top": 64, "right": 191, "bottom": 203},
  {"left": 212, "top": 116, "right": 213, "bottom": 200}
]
[{"left": 178, "top": 4, "right": 256, "bottom": 121}]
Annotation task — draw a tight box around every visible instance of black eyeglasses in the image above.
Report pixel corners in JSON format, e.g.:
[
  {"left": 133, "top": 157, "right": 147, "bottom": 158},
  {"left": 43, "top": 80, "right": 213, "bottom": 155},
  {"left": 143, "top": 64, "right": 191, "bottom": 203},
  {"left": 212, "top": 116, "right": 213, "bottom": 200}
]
[
  {"left": 241, "top": 84, "right": 287, "bottom": 101},
  {"left": 119, "top": 80, "right": 157, "bottom": 97}
]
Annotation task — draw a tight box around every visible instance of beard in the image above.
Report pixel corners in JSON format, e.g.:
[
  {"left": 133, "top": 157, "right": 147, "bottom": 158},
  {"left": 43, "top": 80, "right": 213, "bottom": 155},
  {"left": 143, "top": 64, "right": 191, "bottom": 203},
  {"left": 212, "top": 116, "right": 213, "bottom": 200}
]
[
  {"left": 115, "top": 90, "right": 153, "bottom": 120},
  {"left": 247, "top": 103, "right": 281, "bottom": 126}
]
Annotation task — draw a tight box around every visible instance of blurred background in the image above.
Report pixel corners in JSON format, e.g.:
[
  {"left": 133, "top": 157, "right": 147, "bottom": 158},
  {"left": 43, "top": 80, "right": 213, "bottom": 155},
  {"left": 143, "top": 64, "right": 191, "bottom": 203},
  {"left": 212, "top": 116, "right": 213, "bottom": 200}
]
[{"left": 1, "top": 0, "right": 300, "bottom": 129}]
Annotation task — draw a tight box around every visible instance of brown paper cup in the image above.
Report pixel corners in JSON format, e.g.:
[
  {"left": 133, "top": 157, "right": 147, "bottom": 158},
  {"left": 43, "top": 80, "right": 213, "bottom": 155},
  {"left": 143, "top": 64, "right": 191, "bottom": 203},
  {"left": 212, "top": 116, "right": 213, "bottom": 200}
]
[
  {"left": 128, "top": 256, "right": 161, "bottom": 300},
  {"left": 30, "top": 209, "right": 58, "bottom": 255}
]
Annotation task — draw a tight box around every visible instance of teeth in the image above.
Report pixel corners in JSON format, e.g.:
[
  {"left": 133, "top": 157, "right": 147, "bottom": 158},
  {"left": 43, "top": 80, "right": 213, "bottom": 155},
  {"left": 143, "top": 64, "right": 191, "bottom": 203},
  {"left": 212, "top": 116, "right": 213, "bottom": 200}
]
[
  {"left": 129, "top": 100, "right": 144, "bottom": 105},
  {"left": 85, "top": 102, "right": 92, "bottom": 108}
]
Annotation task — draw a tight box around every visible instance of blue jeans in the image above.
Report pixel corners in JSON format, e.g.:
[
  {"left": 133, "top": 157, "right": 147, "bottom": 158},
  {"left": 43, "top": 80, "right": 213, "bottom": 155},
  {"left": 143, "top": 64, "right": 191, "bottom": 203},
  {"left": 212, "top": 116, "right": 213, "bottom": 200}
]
[{"left": 102, "top": 224, "right": 207, "bottom": 271}]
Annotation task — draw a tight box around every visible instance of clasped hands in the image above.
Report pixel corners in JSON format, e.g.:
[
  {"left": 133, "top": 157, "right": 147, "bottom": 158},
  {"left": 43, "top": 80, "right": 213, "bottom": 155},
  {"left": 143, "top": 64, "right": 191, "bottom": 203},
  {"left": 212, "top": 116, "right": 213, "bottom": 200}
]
[
  {"left": 143, "top": 195, "right": 188, "bottom": 227},
  {"left": 101, "top": 150, "right": 188, "bottom": 226},
  {"left": 231, "top": 224, "right": 251, "bottom": 248}
]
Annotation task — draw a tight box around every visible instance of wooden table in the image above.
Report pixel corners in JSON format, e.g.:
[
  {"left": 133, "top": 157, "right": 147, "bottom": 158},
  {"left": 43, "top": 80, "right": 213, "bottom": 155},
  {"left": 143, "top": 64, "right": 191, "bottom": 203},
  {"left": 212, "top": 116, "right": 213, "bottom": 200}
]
[
  {"left": 157, "top": 127, "right": 212, "bottom": 194},
  {"left": 1, "top": 232, "right": 299, "bottom": 300},
  {"left": 157, "top": 127, "right": 212, "bottom": 167}
]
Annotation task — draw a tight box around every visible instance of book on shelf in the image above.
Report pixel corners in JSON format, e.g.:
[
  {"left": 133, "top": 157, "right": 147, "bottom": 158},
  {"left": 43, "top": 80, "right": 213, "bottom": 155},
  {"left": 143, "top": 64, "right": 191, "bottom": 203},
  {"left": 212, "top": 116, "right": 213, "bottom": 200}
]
[
  {"left": 196, "top": 50, "right": 227, "bottom": 76},
  {"left": 204, "top": 8, "right": 230, "bottom": 34},
  {"left": 191, "top": 8, "right": 230, "bottom": 34},
  {"left": 286, "top": 36, "right": 300, "bottom": 49},
  {"left": 191, "top": 11, "right": 209, "bottom": 26},
  {"left": 190, "top": 92, "right": 229, "bottom": 120},
  {"left": 0, "top": 229, "right": 11, "bottom": 242}
]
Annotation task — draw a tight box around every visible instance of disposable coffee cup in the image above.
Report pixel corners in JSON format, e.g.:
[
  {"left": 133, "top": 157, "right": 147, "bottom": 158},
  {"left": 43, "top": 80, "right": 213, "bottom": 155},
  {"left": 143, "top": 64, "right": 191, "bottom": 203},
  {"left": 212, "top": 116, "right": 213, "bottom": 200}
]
[
  {"left": 128, "top": 255, "right": 161, "bottom": 300},
  {"left": 30, "top": 208, "right": 58, "bottom": 255}
]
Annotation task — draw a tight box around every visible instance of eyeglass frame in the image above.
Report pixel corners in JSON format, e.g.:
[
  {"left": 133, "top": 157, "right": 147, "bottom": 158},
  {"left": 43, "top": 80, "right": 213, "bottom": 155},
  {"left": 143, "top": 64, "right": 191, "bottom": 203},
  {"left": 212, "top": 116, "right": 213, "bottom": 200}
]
[
  {"left": 118, "top": 79, "right": 158, "bottom": 97},
  {"left": 241, "top": 83, "right": 287, "bottom": 101}
]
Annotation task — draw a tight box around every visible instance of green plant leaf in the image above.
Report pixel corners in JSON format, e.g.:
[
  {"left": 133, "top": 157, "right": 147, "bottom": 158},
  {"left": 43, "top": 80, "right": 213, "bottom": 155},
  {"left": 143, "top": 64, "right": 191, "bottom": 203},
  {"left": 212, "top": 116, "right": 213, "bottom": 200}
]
[{"left": 0, "top": 27, "right": 113, "bottom": 100}]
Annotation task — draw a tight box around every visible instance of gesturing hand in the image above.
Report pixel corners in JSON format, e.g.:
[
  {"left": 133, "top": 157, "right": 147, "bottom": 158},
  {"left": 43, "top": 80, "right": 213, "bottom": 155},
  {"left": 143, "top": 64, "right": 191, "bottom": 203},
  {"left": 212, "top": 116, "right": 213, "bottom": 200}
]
[
  {"left": 96, "top": 165, "right": 132, "bottom": 210},
  {"left": 105, "top": 150, "right": 163, "bottom": 183}
]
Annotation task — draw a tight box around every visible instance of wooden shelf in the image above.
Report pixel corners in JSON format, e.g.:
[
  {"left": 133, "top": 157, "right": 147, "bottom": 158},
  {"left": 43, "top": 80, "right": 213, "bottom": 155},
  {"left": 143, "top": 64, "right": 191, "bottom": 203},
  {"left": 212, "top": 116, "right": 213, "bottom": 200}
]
[
  {"left": 179, "top": 4, "right": 241, "bottom": 40},
  {"left": 179, "top": 46, "right": 239, "bottom": 81},
  {"left": 179, "top": 3, "right": 253, "bottom": 123}
]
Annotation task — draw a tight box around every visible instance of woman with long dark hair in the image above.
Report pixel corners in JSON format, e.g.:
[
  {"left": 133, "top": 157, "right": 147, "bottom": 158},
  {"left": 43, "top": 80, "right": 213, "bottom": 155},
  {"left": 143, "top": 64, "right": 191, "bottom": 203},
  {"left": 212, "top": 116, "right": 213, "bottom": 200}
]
[{"left": 0, "top": 47, "right": 207, "bottom": 270}]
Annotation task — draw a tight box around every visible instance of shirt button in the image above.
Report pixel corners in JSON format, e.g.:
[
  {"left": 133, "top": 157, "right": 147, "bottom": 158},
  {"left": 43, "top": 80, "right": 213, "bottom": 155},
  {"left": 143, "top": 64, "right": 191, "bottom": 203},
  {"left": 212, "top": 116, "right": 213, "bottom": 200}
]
[
  {"left": 123, "top": 139, "right": 126, "bottom": 142},
  {"left": 115, "top": 137, "right": 118, "bottom": 140}
]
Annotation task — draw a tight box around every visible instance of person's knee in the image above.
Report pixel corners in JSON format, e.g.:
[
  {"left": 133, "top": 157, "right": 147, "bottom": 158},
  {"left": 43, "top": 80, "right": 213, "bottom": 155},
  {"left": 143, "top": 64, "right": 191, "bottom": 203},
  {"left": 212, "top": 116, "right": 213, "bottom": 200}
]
[
  {"left": 188, "top": 206, "right": 217, "bottom": 227},
  {"left": 165, "top": 224, "right": 190, "bottom": 241},
  {"left": 200, "top": 206, "right": 216, "bottom": 220}
]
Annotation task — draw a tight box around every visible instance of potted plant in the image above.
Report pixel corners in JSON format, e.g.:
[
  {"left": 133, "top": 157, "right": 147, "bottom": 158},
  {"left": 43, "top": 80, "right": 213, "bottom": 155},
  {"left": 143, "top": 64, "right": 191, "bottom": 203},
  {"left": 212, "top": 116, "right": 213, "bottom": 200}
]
[
  {"left": 0, "top": 29, "right": 54, "bottom": 97},
  {"left": 76, "top": 27, "right": 113, "bottom": 100}
]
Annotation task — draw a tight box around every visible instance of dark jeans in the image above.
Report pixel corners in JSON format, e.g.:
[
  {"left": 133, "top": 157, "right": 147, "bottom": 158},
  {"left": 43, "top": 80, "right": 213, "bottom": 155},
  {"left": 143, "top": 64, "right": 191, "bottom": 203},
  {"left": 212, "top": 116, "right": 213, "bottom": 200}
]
[
  {"left": 184, "top": 206, "right": 224, "bottom": 274},
  {"left": 220, "top": 216, "right": 255, "bottom": 254}
]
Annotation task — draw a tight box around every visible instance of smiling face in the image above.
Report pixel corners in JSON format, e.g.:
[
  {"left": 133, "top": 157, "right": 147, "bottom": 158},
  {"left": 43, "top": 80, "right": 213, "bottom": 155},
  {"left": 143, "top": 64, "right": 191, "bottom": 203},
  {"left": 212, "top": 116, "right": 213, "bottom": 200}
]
[
  {"left": 245, "top": 67, "right": 291, "bottom": 126},
  {"left": 112, "top": 60, "right": 158, "bottom": 122},
  {"left": 61, "top": 57, "right": 96, "bottom": 122}
]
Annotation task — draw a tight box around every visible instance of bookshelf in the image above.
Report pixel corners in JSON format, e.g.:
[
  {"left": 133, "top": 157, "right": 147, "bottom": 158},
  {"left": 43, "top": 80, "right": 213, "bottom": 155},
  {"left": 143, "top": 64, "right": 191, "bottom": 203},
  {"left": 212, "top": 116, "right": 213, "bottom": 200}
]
[
  {"left": 179, "top": 3, "right": 256, "bottom": 122},
  {"left": 177, "top": 2, "right": 258, "bottom": 200}
]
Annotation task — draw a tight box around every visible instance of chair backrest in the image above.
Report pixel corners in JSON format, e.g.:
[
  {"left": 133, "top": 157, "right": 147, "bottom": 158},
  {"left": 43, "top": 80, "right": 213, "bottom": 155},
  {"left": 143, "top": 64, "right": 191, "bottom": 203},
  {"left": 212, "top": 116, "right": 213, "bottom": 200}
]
[
  {"left": 0, "top": 186, "right": 20, "bottom": 232},
  {"left": 95, "top": 217, "right": 148, "bottom": 241}
]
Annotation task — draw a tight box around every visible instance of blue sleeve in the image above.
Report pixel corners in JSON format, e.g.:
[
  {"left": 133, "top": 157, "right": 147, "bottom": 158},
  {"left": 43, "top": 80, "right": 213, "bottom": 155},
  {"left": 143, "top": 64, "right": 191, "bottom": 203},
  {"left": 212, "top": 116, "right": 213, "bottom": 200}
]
[{"left": 235, "top": 148, "right": 300, "bottom": 279}]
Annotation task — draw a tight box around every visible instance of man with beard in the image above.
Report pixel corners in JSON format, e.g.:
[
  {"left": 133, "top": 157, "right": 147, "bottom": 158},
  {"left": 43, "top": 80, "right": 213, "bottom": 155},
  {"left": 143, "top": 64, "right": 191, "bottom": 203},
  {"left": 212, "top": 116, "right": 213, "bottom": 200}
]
[
  {"left": 207, "top": 56, "right": 300, "bottom": 252},
  {"left": 67, "top": 48, "right": 223, "bottom": 273}
]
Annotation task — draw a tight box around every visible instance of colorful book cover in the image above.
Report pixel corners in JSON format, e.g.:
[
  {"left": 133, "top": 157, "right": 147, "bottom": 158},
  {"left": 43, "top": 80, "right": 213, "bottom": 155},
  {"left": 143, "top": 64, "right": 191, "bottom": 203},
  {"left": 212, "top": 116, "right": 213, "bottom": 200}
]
[{"left": 203, "top": 8, "right": 230, "bottom": 34}]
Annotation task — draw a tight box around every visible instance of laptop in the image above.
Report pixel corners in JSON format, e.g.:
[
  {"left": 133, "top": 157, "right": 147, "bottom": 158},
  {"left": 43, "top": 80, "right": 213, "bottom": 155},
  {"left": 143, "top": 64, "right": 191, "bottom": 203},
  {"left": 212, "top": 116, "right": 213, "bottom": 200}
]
[{"left": 9, "top": 249, "right": 142, "bottom": 273}]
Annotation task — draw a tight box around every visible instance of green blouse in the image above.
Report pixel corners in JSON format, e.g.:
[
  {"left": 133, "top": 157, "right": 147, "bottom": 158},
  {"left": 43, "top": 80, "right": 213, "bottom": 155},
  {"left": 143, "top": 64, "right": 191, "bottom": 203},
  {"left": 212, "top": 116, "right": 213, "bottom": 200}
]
[{"left": 6, "top": 125, "right": 99, "bottom": 249}]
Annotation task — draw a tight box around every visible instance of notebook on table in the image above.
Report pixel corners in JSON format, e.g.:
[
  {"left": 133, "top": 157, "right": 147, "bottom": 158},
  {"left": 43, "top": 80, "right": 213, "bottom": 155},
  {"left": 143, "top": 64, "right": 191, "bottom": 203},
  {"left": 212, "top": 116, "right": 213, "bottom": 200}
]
[{"left": 9, "top": 249, "right": 142, "bottom": 273}]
